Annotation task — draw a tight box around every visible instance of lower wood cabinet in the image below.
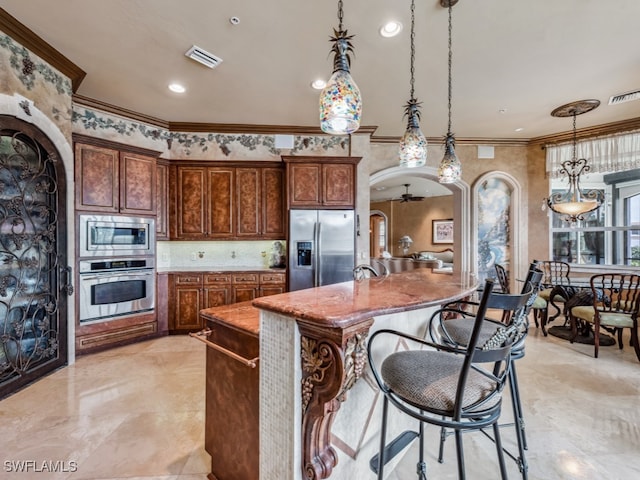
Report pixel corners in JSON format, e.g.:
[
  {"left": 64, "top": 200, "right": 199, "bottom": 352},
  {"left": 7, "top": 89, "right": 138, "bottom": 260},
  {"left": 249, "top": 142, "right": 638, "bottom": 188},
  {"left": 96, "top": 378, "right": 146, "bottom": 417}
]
[{"left": 168, "top": 270, "right": 285, "bottom": 334}]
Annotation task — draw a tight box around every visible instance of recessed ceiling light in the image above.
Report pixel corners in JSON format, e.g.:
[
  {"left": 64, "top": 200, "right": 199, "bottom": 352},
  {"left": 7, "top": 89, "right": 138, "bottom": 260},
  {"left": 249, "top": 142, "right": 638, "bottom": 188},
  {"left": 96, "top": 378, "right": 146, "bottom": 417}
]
[
  {"left": 380, "top": 21, "right": 403, "bottom": 38},
  {"left": 311, "top": 79, "right": 327, "bottom": 90},
  {"left": 168, "top": 83, "right": 186, "bottom": 93},
  {"left": 515, "top": 127, "right": 524, "bottom": 132}
]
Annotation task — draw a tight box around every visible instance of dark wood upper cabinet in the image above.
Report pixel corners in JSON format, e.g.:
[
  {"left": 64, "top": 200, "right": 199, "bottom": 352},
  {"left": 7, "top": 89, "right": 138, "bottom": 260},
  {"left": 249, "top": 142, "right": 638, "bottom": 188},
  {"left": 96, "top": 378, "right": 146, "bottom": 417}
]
[
  {"left": 156, "top": 160, "right": 169, "bottom": 240},
  {"left": 283, "top": 156, "right": 360, "bottom": 209},
  {"left": 208, "top": 167, "right": 235, "bottom": 238},
  {"left": 170, "top": 162, "right": 284, "bottom": 240},
  {"left": 74, "top": 135, "right": 159, "bottom": 215}
]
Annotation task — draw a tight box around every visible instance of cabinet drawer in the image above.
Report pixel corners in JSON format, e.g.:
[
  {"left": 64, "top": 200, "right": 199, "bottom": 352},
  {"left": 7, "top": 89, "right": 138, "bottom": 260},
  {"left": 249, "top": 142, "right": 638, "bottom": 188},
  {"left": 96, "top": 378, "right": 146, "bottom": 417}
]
[
  {"left": 259, "top": 272, "right": 286, "bottom": 285},
  {"left": 232, "top": 273, "right": 259, "bottom": 284},
  {"left": 204, "top": 273, "right": 232, "bottom": 285},
  {"left": 175, "top": 274, "right": 203, "bottom": 285}
]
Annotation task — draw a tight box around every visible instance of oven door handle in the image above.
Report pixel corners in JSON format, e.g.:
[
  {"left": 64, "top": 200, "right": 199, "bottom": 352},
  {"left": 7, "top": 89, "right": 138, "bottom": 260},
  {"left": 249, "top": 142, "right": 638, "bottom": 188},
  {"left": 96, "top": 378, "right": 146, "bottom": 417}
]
[{"left": 80, "top": 271, "right": 153, "bottom": 281}]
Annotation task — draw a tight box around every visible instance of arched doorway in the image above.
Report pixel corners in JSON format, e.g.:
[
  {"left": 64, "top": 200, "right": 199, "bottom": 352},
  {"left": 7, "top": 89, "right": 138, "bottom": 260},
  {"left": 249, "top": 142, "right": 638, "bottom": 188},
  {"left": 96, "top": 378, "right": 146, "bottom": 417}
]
[
  {"left": 369, "top": 165, "right": 471, "bottom": 272},
  {"left": 0, "top": 116, "right": 70, "bottom": 399}
]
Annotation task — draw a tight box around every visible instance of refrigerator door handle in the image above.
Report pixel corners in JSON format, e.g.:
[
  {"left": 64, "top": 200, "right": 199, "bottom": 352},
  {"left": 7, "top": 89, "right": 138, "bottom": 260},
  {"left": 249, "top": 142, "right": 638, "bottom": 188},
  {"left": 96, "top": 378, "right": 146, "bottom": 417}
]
[{"left": 315, "top": 221, "right": 321, "bottom": 287}]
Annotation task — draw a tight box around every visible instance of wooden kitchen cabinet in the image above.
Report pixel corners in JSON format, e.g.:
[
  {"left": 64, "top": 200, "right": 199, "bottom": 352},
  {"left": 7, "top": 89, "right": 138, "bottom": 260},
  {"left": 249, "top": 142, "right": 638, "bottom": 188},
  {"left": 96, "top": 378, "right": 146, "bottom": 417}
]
[
  {"left": 172, "top": 166, "right": 233, "bottom": 238},
  {"left": 232, "top": 272, "right": 259, "bottom": 303},
  {"left": 170, "top": 274, "right": 204, "bottom": 333},
  {"left": 170, "top": 162, "right": 284, "bottom": 240},
  {"left": 156, "top": 160, "right": 169, "bottom": 240},
  {"left": 283, "top": 156, "right": 361, "bottom": 209},
  {"left": 74, "top": 134, "right": 159, "bottom": 215},
  {"left": 204, "top": 273, "right": 232, "bottom": 308},
  {"left": 236, "top": 167, "right": 285, "bottom": 239},
  {"left": 259, "top": 271, "right": 286, "bottom": 296},
  {"left": 168, "top": 270, "right": 286, "bottom": 333}
]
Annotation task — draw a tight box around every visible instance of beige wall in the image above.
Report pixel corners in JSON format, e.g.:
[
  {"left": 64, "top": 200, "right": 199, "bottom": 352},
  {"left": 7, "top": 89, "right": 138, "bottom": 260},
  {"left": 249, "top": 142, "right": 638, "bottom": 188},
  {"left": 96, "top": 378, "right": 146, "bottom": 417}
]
[{"left": 368, "top": 141, "right": 548, "bottom": 276}]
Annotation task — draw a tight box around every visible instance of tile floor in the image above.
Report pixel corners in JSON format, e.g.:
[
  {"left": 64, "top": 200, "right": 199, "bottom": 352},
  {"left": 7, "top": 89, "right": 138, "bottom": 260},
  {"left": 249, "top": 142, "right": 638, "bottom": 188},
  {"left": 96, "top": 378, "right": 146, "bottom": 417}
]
[{"left": 1, "top": 321, "right": 639, "bottom": 480}]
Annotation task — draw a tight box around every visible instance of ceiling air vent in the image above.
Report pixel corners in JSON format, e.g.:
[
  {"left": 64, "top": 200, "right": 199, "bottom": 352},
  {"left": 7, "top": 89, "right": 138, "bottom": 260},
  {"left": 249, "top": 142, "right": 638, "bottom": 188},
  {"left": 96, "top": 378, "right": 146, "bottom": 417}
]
[
  {"left": 185, "top": 45, "right": 223, "bottom": 69},
  {"left": 608, "top": 89, "right": 640, "bottom": 105}
]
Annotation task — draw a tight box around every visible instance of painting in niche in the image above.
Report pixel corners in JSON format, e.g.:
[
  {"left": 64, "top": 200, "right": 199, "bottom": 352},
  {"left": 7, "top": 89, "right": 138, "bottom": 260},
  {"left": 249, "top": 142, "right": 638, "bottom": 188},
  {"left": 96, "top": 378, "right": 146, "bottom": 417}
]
[{"left": 477, "top": 177, "right": 512, "bottom": 284}]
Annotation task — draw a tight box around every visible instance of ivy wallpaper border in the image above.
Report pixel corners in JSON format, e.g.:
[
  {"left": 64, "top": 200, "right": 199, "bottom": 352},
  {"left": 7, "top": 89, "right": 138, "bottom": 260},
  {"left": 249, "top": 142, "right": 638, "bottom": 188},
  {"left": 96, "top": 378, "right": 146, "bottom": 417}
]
[
  {"left": 71, "top": 106, "right": 350, "bottom": 157},
  {"left": 0, "top": 34, "right": 72, "bottom": 96}
]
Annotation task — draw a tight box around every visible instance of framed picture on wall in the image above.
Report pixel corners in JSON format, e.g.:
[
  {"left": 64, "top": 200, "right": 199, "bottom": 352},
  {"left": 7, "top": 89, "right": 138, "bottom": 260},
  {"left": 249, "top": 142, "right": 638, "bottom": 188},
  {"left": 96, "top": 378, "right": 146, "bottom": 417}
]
[{"left": 432, "top": 219, "right": 454, "bottom": 244}]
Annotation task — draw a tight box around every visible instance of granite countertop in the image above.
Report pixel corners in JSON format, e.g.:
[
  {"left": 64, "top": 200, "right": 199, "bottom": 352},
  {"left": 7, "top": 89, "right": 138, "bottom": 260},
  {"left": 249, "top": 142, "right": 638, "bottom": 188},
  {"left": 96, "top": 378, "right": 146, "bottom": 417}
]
[
  {"left": 200, "top": 301, "right": 260, "bottom": 336},
  {"left": 252, "top": 269, "right": 477, "bottom": 329},
  {"left": 157, "top": 266, "right": 286, "bottom": 273}
]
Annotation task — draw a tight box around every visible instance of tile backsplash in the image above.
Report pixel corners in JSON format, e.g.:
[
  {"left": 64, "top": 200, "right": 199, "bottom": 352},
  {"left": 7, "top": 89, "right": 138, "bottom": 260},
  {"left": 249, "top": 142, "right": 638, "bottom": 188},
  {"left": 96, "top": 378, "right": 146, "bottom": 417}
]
[{"left": 157, "top": 240, "right": 285, "bottom": 269}]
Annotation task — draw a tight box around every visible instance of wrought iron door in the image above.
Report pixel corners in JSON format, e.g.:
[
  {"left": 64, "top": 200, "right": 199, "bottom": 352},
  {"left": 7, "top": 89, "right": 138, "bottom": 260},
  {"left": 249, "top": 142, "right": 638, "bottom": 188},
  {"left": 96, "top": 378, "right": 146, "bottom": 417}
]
[{"left": 0, "top": 117, "right": 70, "bottom": 399}]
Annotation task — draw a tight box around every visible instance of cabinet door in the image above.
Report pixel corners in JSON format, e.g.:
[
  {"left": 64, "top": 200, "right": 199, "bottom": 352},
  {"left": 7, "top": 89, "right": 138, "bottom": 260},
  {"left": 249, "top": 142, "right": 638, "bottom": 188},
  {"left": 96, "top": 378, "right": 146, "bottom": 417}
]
[
  {"left": 208, "top": 168, "right": 234, "bottom": 238},
  {"left": 323, "top": 163, "right": 354, "bottom": 207},
  {"left": 175, "top": 167, "right": 207, "bottom": 238},
  {"left": 233, "top": 285, "right": 258, "bottom": 303},
  {"left": 288, "top": 163, "right": 321, "bottom": 207},
  {"left": 156, "top": 162, "right": 169, "bottom": 240},
  {"left": 75, "top": 142, "right": 119, "bottom": 212},
  {"left": 120, "top": 152, "right": 156, "bottom": 215},
  {"left": 262, "top": 167, "right": 285, "bottom": 238},
  {"left": 173, "top": 286, "right": 203, "bottom": 331},
  {"left": 204, "top": 273, "right": 231, "bottom": 308},
  {"left": 236, "top": 168, "right": 260, "bottom": 237}
]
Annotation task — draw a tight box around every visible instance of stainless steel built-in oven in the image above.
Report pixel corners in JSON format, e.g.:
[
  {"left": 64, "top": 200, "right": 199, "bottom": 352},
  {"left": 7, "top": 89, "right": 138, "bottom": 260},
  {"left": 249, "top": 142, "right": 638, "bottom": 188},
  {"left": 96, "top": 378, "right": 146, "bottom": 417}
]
[
  {"left": 79, "top": 214, "right": 155, "bottom": 257},
  {"left": 78, "top": 258, "right": 155, "bottom": 324}
]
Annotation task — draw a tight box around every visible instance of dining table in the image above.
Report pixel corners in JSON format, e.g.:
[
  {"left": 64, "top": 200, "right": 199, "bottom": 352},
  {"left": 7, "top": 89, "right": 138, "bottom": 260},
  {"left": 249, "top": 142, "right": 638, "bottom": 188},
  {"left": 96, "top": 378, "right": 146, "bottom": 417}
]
[{"left": 543, "top": 277, "right": 593, "bottom": 333}]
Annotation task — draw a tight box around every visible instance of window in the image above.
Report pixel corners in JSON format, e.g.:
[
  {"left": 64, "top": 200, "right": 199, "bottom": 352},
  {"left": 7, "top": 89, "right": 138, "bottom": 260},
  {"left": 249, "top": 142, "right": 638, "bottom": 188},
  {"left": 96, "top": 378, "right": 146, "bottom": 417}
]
[{"left": 549, "top": 170, "right": 640, "bottom": 266}]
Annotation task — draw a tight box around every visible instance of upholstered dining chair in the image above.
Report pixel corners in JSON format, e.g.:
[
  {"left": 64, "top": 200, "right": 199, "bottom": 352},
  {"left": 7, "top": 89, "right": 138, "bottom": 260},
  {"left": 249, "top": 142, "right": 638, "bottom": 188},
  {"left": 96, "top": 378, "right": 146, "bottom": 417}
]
[
  {"left": 534, "top": 260, "right": 571, "bottom": 334},
  {"left": 568, "top": 273, "right": 640, "bottom": 361},
  {"left": 429, "top": 263, "right": 543, "bottom": 480},
  {"left": 367, "top": 280, "right": 522, "bottom": 480}
]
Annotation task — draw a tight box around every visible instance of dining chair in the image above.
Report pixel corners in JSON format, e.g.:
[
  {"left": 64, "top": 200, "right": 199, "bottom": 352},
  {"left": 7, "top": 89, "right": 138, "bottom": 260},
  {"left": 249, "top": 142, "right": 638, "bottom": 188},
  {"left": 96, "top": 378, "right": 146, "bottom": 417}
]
[
  {"left": 568, "top": 273, "right": 640, "bottom": 361},
  {"left": 534, "top": 260, "right": 571, "bottom": 335},
  {"left": 367, "top": 280, "right": 524, "bottom": 480},
  {"left": 429, "top": 263, "right": 543, "bottom": 480}
]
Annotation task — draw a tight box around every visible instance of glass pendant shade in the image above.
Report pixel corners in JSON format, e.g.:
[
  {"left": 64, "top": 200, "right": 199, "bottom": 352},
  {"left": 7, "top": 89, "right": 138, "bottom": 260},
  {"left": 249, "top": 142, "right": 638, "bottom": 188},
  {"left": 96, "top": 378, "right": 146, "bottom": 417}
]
[
  {"left": 546, "top": 157, "right": 603, "bottom": 222},
  {"left": 438, "top": 134, "right": 461, "bottom": 183},
  {"left": 399, "top": 126, "right": 427, "bottom": 168},
  {"left": 319, "top": 69, "right": 362, "bottom": 135}
]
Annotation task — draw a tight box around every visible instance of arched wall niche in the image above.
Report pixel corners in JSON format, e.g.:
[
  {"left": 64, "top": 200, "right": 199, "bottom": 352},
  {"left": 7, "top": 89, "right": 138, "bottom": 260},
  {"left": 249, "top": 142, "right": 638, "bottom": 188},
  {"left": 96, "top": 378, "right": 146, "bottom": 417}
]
[
  {"left": 369, "top": 165, "right": 471, "bottom": 273},
  {"left": 472, "top": 171, "right": 523, "bottom": 291}
]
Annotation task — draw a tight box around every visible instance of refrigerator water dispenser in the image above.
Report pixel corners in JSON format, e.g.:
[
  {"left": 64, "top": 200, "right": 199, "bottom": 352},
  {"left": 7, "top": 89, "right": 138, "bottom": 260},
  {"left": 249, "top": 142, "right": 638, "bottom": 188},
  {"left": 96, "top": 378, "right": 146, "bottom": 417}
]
[{"left": 297, "top": 241, "right": 313, "bottom": 267}]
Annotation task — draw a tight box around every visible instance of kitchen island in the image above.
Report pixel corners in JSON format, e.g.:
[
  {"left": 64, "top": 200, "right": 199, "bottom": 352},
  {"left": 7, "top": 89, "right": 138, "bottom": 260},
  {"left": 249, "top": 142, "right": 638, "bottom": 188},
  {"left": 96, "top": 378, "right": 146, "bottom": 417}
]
[{"left": 200, "top": 269, "right": 476, "bottom": 480}]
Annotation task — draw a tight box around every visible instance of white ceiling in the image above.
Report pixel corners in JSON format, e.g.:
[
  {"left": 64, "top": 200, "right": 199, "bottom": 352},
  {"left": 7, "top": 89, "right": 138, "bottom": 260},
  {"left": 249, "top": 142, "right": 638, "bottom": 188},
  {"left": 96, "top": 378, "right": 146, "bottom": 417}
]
[
  {"left": 9, "top": 1, "right": 638, "bottom": 206},
  {"left": 2, "top": 0, "right": 639, "bottom": 143}
]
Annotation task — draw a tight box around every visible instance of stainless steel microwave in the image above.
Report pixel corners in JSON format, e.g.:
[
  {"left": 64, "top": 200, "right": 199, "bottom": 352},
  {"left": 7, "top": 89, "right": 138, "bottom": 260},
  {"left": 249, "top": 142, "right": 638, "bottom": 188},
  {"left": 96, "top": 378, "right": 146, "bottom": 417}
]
[{"left": 79, "top": 214, "right": 155, "bottom": 257}]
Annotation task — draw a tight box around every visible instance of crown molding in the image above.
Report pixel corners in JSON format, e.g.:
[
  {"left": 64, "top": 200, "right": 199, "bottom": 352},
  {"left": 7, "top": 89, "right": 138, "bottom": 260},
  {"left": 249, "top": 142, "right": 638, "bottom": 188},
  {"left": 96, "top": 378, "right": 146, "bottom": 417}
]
[
  {"left": 0, "top": 8, "right": 86, "bottom": 91},
  {"left": 530, "top": 116, "right": 640, "bottom": 146},
  {"left": 73, "top": 94, "right": 170, "bottom": 128}
]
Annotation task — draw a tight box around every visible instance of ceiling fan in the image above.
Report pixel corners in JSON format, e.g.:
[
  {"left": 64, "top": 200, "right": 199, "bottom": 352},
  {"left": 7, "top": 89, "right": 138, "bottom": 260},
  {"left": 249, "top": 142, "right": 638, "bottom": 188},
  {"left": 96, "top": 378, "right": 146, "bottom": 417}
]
[{"left": 395, "top": 184, "right": 425, "bottom": 202}]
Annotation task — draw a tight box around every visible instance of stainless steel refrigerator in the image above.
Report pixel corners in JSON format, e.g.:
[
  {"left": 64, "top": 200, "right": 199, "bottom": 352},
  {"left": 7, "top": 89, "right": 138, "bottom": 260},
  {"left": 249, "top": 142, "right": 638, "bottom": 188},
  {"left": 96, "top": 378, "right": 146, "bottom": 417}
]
[{"left": 288, "top": 209, "right": 356, "bottom": 291}]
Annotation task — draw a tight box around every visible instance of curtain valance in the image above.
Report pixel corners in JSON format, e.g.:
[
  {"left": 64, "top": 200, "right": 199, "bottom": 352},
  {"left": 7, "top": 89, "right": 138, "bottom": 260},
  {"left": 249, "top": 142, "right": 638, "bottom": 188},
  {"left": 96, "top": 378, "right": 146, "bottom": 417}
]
[{"left": 545, "top": 130, "right": 640, "bottom": 178}]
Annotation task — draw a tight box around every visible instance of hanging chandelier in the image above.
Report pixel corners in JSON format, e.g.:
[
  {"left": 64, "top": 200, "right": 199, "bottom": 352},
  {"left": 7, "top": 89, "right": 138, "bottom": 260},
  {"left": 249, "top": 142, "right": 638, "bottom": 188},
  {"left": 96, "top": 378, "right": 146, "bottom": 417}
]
[
  {"left": 319, "top": 0, "right": 362, "bottom": 135},
  {"left": 437, "top": 0, "right": 462, "bottom": 184},
  {"left": 399, "top": 0, "right": 427, "bottom": 168},
  {"left": 546, "top": 99, "right": 604, "bottom": 223}
]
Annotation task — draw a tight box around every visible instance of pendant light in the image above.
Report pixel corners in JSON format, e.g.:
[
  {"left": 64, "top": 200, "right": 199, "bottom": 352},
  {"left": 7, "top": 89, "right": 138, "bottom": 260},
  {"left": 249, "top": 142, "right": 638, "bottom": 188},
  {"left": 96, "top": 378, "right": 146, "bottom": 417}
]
[
  {"left": 399, "top": 0, "right": 427, "bottom": 168},
  {"left": 546, "top": 99, "right": 604, "bottom": 223},
  {"left": 319, "top": 0, "right": 362, "bottom": 135},
  {"left": 437, "top": 0, "right": 462, "bottom": 184}
]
